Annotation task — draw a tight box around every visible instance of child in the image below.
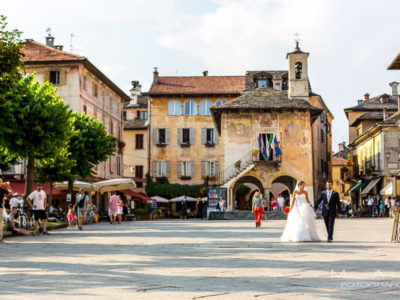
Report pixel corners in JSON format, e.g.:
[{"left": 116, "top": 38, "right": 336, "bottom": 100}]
[
  {"left": 67, "top": 204, "right": 75, "bottom": 228},
  {"left": 379, "top": 202, "right": 384, "bottom": 217}
]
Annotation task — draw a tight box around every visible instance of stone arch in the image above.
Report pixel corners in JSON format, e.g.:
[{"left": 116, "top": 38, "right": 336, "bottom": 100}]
[
  {"left": 272, "top": 175, "right": 298, "bottom": 194},
  {"left": 232, "top": 175, "right": 264, "bottom": 211}
]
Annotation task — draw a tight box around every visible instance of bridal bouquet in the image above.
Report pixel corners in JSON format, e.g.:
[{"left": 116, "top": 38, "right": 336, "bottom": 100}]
[{"left": 284, "top": 206, "right": 290, "bottom": 214}]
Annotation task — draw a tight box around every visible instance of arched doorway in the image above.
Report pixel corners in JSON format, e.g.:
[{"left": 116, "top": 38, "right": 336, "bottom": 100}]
[
  {"left": 271, "top": 175, "right": 298, "bottom": 208},
  {"left": 232, "top": 176, "right": 264, "bottom": 211}
]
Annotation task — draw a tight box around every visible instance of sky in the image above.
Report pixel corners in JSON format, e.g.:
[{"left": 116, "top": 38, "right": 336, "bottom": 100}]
[{"left": 2, "top": 0, "right": 400, "bottom": 152}]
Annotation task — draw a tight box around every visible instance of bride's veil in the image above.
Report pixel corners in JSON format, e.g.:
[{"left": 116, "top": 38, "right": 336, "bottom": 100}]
[{"left": 294, "top": 180, "right": 301, "bottom": 192}]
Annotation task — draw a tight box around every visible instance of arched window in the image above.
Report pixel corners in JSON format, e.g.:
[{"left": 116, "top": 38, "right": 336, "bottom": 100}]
[
  {"left": 216, "top": 99, "right": 227, "bottom": 107},
  {"left": 168, "top": 100, "right": 181, "bottom": 115},
  {"left": 200, "top": 100, "right": 212, "bottom": 115},
  {"left": 184, "top": 100, "right": 197, "bottom": 115},
  {"left": 295, "top": 62, "right": 302, "bottom": 79}
]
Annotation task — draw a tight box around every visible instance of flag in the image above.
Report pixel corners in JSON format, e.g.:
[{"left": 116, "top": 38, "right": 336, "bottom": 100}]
[
  {"left": 274, "top": 136, "right": 282, "bottom": 158},
  {"left": 269, "top": 134, "right": 274, "bottom": 149},
  {"left": 258, "top": 136, "right": 269, "bottom": 160}
]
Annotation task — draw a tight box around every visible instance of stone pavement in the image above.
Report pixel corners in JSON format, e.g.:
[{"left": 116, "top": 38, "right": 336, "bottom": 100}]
[{"left": 0, "top": 218, "right": 399, "bottom": 299}]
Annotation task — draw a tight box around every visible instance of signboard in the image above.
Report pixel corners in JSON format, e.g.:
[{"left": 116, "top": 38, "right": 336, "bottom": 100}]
[
  {"left": 388, "top": 163, "right": 399, "bottom": 169},
  {"left": 208, "top": 187, "right": 227, "bottom": 208},
  {"left": 66, "top": 194, "right": 72, "bottom": 202}
]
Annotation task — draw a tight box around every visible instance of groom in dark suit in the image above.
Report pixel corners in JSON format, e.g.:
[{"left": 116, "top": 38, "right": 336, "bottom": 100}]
[{"left": 314, "top": 180, "right": 341, "bottom": 242}]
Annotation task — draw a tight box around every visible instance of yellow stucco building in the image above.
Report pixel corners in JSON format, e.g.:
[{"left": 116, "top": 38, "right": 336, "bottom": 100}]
[{"left": 331, "top": 157, "right": 351, "bottom": 201}]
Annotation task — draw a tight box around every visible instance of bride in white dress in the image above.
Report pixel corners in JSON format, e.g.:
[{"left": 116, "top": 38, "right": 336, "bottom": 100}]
[{"left": 280, "top": 180, "right": 322, "bottom": 242}]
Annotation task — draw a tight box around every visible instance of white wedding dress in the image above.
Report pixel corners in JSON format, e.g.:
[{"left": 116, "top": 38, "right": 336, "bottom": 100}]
[{"left": 280, "top": 193, "right": 322, "bottom": 242}]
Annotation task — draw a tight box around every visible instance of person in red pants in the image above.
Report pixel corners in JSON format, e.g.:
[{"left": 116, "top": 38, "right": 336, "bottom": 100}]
[{"left": 252, "top": 191, "right": 264, "bottom": 227}]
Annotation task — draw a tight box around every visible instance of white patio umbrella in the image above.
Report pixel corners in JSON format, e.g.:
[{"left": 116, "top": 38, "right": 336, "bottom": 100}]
[
  {"left": 54, "top": 180, "right": 93, "bottom": 192},
  {"left": 151, "top": 196, "right": 170, "bottom": 203},
  {"left": 93, "top": 178, "right": 136, "bottom": 193},
  {"left": 169, "top": 195, "right": 197, "bottom": 202}
]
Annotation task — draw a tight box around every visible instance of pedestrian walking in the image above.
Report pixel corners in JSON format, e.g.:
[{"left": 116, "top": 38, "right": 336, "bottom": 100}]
[
  {"left": 270, "top": 197, "right": 278, "bottom": 211},
  {"left": 277, "top": 193, "right": 285, "bottom": 212},
  {"left": 123, "top": 203, "right": 129, "bottom": 222},
  {"left": 384, "top": 196, "right": 390, "bottom": 218},
  {"left": 0, "top": 179, "right": 13, "bottom": 243},
  {"left": 202, "top": 198, "right": 208, "bottom": 219},
  {"left": 73, "top": 188, "right": 88, "bottom": 230},
  {"left": 366, "top": 195, "right": 374, "bottom": 217},
  {"left": 117, "top": 198, "right": 124, "bottom": 224},
  {"left": 27, "top": 183, "right": 49, "bottom": 235},
  {"left": 108, "top": 192, "right": 120, "bottom": 224},
  {"left": 390, "top": 197, "right": 396, "bottom": 218},
  {"left": 375, "top": 194, "right": 382, "bottom": 217},
  {"left": 150, "top": 199, "right": 157, "bottom": 220},
  {"left": 67, "top": 204, "right": 75, "bottom": 228},
  {"left": 196, "top": 197, "right": 204, "bottom": 219},
  {"left": 182, "top": 196, "right": 188, "bottom": 220},
  {"left": 252, "top": 192, "right": 264, "bottom": 227}
]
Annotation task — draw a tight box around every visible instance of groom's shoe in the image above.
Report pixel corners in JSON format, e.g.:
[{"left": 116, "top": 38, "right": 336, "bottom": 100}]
[{"left": 327, "top": 238, "right": 333, "bottom": 242}]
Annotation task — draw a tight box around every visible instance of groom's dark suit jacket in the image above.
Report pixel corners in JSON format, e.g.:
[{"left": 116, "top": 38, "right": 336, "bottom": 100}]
[{"left": 314, "top": 190, "right": 341, "bottom": 217}]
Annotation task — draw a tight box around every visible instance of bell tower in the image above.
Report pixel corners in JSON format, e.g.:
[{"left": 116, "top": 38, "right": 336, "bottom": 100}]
[{"left": 286, "top": 37, "right": 310, "bottom": 100}]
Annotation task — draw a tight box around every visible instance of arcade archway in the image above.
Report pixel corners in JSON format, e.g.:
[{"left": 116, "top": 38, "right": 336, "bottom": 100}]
[{"left": 232, "top": 176, "right": 264, "bottom": 210}]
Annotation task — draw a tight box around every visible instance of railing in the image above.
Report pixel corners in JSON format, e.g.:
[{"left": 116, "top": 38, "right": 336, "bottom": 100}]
[{"left": 216, "top": 151, "right": 253, "bottom": 186}]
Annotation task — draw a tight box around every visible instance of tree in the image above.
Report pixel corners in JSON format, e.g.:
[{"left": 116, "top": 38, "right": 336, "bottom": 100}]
[
  {"left": 67, "top": 112, "right": 117, "bottom": 194},
  {"left": 36, "top": 150, "right": 76, "bottom": 211},
  {"left": 0, "top": 146, "right": 18, "bottom": 174},
  {"left": 3, "top": 74, "right": 73, "bottom": 196},
  {"left": 0, "top": 15, "right": 24, "bottom": 146}
]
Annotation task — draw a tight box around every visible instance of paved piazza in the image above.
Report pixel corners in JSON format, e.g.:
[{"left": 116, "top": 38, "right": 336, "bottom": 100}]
[{"left": 1, "top": 219, "right": 399, "bottom": 299}]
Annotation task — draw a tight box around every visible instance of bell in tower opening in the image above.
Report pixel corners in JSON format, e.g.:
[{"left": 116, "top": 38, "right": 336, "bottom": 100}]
[{"left": 295, "top": 62, "right": 302, "bottom": 79}]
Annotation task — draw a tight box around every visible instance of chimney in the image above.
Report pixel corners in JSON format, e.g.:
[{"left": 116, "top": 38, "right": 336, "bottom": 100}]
[
  {"left": 338, "top": 142, "right": 346, "bottom": 152},
  {"left": 129, "top": 81, "right": 141, "bottom": 105},
  {"left": 153, "top": 67, "right": 159, "bottom": 84},
  {"left": 45, "top": 34, "right": 55, "bottom": 47},
  {"left": 203, "top": 70, "right": 208, "bottom": 76},
  {"left": 389, "top": 81, "right": 399, "bottom": 96},
  {"left": 54, "top": 45, "right": 63, "bottom": 51},
  {"left": 357, "top": 99, "right": 363, "bottom": 105},
  {"left": 364, "top": 93, "right": 370, "bottom": 101}
]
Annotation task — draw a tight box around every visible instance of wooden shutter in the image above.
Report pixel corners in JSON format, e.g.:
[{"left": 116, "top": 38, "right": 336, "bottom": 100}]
[
  {"left": 152, "top": 161, "right": 157, "bottom": 177},
  {"left": 177, "top": 161, "right": 182, "bottom": 178},
  {"left": 215, "top": 161, "right": 219, "bottom": 176},
  {"left": 153, "top": 129, "right": 159, "bottom": 144},
  {"left": 202, "top": 128, "right": 206, "bottom": 145},
  {"left": 177, "top": 128, "right": 182, "bottom": 144},
  {"left": 166, "top": 161, "right": 171, "bottom": 177},
  {"left": 213, "top": 129, "right": 219, "bottom": 144},
  {"left": 189, "top": 128, "right": 195, "bottom": 145},
  {"left": 190, "top": 161, "right": 195, "bottom": 177},
  {"left": 165, "top": 128, "right": 170, "bottom": 144},
  {"left": 60, "top": 70, "right": 66, "bottom": 85},
  {"left": 44, "top": 71, "right": 50, "bottom": 82},
  {"left": 201, "top": 161, "right": 207, "bottom": 177}
]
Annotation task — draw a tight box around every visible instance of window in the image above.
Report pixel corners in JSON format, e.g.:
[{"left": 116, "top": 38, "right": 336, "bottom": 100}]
[
  {"left": 135, "top": 165, "right": 144, "bottom": 187},
  {"left": 340, "top": 184, "right": 345, "bottom": 193},
  {"left": 257, "top": 79, "right": 267, "bottom": 87},
  {"left": 153, "top": 128, "right": 170, "bottom": 145},
  {"left": 109, "top": 157, "right": 113, "bottom": 174},
  {"left": 109, "top": 98, "right": 113, "bottom": 111},
  {"left": 177, "top": 161, "right": 194, "bottom": 178},
  {"left": 282, "top": 78, "right": 288, "bottom": 90},
  {"left": 201, "top": 161, "right": 219, "bottom": 176},
  {"left": 216, "top": 99, "right": 227, "bottom": 107},
  {"left": 102, "top": 91, "right": 105, "bottom": 109},
  {"left": 49, "top": 71, "right": 60, "bottom": 84},
  {"left": 83, "top": 76, "right": 87, "bottom": 90},
  {"left": 83, "top": 105, "right": 87, "bottom": 114},
  {"left": 178, "top": 128, "right": 194, "bottom": 145},
  {"left": 152, "top": 161, "right": 170, "bottom": 177},
  {"left": 295, "top": 62, "right": 302, "bottom": 79},
  {"left": 110, "top": 120, "right": 113, "bottom": 135},
  {"left": 202, "top": 128, "right": 219, "bottom": 145},
  {"left": 200, "top": 100, "right": 212, "bottom": 115},
  {"left": 184, "top": 100, "right": 197, "bottom": 115},
  {"left": 168, "top": 100, "right": 182, "bottom": 115},
  {"left": 135, "top": 134, "right": 144, "bottom": 149},
  {"left": 117, "top": 156, "right": 121, "bottom": 175},
  {"left": 140, "top": 111, "right": 148, "bottom": 120},
  {"left": 93, "top": 83, "right": 98, "bottom": 97},
  {"left": 258, "top": 133, "right": 274, "bottom": 161},
  {"left": 123, "top": 111, "right": 127, "bottom": 120},
  {"left": 254, "top": 74, "right": 273, "bottom": 88},
  {"left": 320, "top": 129, "right": 325, "bottom": 143}
]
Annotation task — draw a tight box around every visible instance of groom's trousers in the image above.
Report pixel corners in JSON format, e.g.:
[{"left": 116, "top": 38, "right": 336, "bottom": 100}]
[{"left": 324, "top": 214, "right": 335, "bottom": 240}]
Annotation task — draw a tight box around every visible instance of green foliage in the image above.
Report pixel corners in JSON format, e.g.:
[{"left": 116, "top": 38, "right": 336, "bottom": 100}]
[
  {"left": 2, "top": 74, "right": 72, "bottom": 159},
  {"left": 236, "top": 184, "right": 251, "bottom": 197},
  {"left": 135, "top": 204, "right": 151, "bottom": 216},
  {"left": 0, "top": 146, "right": 18, "bottom": 173},
  {"left": 35, "top": 149, "right": 76, "bottom": 185},
  {"left": 68, "top": 112, "right": 117, "bottom": 179},
  {"left": 145, "top": 175, "right": 204, "bottom": 198}
]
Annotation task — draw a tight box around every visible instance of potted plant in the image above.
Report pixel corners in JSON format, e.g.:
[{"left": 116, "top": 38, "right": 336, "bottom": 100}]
[
  {"left": 180, "top": 175, "right": 192, "bottom": 180},
  {"left": 205, "top": 140, "right": 215, "bottom": 147},
  {"left": 235, "top": 160, "right": 241, "bottom": 169},
  {"left": 117, "top": 140, "right": 126, "bottom": 153}
]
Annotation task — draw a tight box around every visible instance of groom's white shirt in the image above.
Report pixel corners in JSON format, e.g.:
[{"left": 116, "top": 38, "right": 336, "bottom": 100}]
[{"left": 327, "top": 189, "right": 332, "bottom": 203}]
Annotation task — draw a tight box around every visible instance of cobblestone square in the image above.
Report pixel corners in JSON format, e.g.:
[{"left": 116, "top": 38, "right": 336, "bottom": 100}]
[{"left": 1, "top": 219, "right": 399, "bottom": 299}]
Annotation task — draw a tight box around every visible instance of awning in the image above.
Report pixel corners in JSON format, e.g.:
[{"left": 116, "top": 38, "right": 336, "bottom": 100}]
[
  {"left": 54, "top": 180, "right": 94, "bottom": 192},
  {"left": 151, "top": 196, "right": 169, "bottom": 203},
  {"left": 360, "top": 177, "right": 381, "bottom": 196},
  {"left": 169, "top": 195, "right": 198, "bottom": 202},
  {"left": 93, "top": 178, "right": 136, "bottom": 193},
  {"left": 380, "top": 182, "right": 392, "bottom": 196},
  {"left": 120, "top": 189, "right": 151, "bottom": 200},
  {"left": 9, "top": 181, "right": 66, "bottom": 199},
  {"left": 348, "top": 180, "right": 370, "bottom": 194}
]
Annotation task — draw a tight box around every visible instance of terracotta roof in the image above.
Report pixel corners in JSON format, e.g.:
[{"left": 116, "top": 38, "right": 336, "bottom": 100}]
[
  {"left": 388, "top": 53, "right": 400, "bottom": 70},
  {"left": 22, "top": 40, "right": 84, "bottom": 62},
  {"left": 350, "top": 111, "right": 385, "bottom": 127},
  {"left": 332, "top": 157, "right": 347, "bottom": 166},
  {"left": 124, "top": 119, "right": 148, "bottom": 130},
  {"left": 148, "top": 76, "right": 245, "bottom": 96},
  {"left": 22, "top": 40, "right": 130, "bottom": 101},
  {"left": 344, "top": 94, "right": 398, "bottom": 112},
  {"left": 211, "top": 86, "right": 322, "bottom": 133}
]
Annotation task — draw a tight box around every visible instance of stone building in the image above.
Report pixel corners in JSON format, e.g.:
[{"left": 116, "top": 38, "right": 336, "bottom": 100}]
[
  {"left": 210, "top": 43, "right": 332, "bottom": 209},
  {"left": 123, "top": 81, "right": 150, "bottom": 193},
  {"left": 19, "top": 35, "right": 129, "bottom": 179},
  {"left": 331, "top": 157, "right": 351, "bottom": 202}
]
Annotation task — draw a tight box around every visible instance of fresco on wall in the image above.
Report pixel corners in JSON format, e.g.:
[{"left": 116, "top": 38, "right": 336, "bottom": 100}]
[
  {"left": 254, "top": 113, "right": 278, "bottom": 128},
  {"left": 227, "top": 115, "right": 252, "bottom": 142}
]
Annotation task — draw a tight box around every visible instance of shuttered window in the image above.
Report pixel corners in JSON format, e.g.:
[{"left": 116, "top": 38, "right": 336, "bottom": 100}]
[
  {"left": 152, "top": 161, "right": 170, "bottom": 177},
  {"left": 201, "top": 161, "right": 219, "bottom": 176}
]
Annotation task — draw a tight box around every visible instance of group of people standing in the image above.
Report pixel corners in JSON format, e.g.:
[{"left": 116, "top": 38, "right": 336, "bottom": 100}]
[
  {"left": 364, "top": 194, "right": 398, "bottom": 218},
  {"left": 107, "top": 192, "right": 130, "bottom": 224}
]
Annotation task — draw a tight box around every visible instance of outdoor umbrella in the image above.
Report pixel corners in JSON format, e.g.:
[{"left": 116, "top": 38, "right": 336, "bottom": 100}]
[
  {"left": 93, "top": 178, "right": 136, "bottom": 193},
  {"left": 169, "top": 195, "right": 197, "bottom": 202},
  {"left": 151, "top": 196, "right": 170, "bottom": 203},
  {"left": 54, "top": 180, "right": 94, "bottom": 192}
]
